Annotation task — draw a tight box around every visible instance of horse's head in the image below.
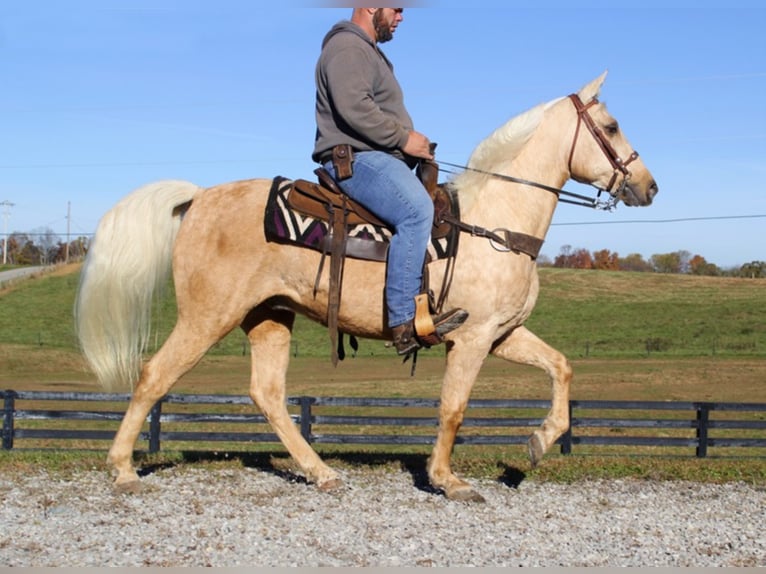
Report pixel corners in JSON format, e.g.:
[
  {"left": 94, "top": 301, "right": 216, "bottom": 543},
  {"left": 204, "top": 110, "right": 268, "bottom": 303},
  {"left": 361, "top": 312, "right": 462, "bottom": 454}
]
[{"left": 567, "top": 72, "right": 658, "bottom": 207}]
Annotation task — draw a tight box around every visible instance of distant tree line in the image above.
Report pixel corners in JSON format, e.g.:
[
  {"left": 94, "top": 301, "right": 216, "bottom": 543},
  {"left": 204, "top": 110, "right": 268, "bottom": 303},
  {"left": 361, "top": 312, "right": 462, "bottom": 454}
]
[
  {"left": 1, "top": 229, "right": 764, "bottom": 279},
  {"left": 1, "top": 228, "right": 89, "bottom": 265},
  {"left": 538, "top": 245, "right": 765, "bottom": 278}
]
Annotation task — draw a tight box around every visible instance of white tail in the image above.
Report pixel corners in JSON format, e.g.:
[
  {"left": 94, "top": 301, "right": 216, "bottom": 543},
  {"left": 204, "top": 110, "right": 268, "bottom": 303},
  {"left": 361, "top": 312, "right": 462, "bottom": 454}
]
[{"left": 74, "top": 180, "right": 202, "bottom": 390}]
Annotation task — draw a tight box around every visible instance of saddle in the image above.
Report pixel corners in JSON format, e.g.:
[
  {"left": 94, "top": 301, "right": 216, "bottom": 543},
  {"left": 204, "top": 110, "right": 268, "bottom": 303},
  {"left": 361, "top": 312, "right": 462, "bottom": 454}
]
[
  {"left": 289, "top": 160, "right": 454, "bottom": 247},
  {"left": 287, "top": 158, "right": 459, "bottom": 365}
]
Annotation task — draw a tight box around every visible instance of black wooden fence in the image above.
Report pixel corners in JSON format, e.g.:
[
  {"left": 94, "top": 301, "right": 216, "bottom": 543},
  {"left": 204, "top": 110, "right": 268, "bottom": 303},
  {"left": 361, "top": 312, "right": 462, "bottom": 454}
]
[{"left": 3, "top": 390, "right": 766, "bottom": 457}]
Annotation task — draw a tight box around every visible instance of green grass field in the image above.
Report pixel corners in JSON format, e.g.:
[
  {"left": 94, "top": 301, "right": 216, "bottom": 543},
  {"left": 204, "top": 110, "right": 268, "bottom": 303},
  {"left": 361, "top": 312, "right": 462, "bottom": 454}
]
[{"left": 1, "top": 263, "right": 764, "bottom": 359}]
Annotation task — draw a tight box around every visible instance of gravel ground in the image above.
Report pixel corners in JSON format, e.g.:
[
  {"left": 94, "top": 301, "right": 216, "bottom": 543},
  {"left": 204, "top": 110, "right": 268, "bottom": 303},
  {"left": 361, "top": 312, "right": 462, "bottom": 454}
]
[{"left": 0, "top": 466, "right": 764, "bottom": 567}]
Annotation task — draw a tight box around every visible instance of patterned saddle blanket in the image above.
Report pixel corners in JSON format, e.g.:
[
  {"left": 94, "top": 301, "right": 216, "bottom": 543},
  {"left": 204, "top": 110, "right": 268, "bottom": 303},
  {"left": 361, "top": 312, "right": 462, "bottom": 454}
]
[{"left": 263, "top": 176, "right": 460, "bottom": 262}]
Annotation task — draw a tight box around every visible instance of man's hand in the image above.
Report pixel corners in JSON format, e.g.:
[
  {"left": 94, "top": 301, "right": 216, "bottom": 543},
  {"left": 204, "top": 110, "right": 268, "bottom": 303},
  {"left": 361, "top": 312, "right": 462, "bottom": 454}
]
[{"left": 403, "top": 130, "right": 435, "bottom": 160}]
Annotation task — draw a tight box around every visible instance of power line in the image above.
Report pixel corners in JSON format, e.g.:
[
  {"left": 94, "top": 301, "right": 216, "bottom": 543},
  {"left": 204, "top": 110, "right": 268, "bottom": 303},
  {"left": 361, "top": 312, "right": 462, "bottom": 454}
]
[
  {"left": 551, "top": 214, "right": 766, "bottom": 226},
  {"left": 7, "top": 214, "right": 765, "bottom": 239}
]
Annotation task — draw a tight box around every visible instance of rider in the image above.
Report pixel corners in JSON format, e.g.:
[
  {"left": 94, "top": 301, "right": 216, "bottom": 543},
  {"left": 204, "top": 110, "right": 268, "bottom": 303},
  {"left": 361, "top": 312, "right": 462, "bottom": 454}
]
[{"left": 312, "top": 7, "right": 468, "bottom": 356}]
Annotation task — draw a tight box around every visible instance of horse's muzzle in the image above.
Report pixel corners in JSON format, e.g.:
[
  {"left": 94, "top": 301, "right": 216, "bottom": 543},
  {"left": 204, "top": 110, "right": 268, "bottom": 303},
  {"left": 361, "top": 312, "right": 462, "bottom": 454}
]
[{"left": 619, "top": 178, "right": 659, "bottom": 207}]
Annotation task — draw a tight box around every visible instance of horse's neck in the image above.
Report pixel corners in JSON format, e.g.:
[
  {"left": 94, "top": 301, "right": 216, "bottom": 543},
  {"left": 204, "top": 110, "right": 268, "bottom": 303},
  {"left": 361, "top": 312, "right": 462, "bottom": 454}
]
[{"left": 460, "top": 119, "right": 570, "bottom": 240}]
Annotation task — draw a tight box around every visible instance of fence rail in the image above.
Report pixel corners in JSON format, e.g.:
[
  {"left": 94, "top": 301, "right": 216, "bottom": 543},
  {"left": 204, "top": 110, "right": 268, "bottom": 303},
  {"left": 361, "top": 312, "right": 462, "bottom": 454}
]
[{"left": 3, "top": 390, "right": 766, "bottom": 457}]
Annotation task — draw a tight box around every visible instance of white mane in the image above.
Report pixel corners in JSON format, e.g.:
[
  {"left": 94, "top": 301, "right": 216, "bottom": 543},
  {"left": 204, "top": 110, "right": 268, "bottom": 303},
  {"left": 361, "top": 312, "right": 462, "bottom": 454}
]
[{"left": 452, "top": 97, "right": 563, "bottom": 194}]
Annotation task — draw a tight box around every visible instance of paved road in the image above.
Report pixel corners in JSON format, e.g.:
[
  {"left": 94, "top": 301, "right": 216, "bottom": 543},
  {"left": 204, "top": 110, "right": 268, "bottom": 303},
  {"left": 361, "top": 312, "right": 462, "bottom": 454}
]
[{"left": 0, "top": 266, "right": 46, "bottom": 285}]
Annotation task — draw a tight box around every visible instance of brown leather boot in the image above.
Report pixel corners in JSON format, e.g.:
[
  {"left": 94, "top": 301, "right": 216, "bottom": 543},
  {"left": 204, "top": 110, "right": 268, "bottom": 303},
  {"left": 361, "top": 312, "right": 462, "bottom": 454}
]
[
  {"left": 391, "top": 308, "right": 469, "bottom": 356},
  {"left": 391, "top": 322, "right": 420, "bottom": 356}
]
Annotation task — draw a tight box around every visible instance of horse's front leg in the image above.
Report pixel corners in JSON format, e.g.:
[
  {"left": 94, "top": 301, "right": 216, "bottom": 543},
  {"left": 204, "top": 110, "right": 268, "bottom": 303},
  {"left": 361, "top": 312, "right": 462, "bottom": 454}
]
[
  {"left": 427, "top": 340, "right": 488, "bottom": 502},
  {"left": 245, "top": 306, "right": 342, "bottom": 491},
  {"left": 491, "top": 325, "right": 572, "bottom": 467}
]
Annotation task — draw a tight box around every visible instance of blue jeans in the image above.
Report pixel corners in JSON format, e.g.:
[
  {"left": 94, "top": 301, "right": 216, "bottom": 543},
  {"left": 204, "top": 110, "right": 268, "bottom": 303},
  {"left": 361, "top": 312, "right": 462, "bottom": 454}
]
[{"left": 323, "top": 151, "right": 433, "bottom": 328}]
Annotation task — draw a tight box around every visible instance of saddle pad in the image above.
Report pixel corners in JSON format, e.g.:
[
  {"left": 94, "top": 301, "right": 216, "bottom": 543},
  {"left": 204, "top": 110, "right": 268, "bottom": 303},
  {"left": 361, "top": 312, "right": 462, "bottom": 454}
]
[{"left": 263, "top": 176, "right": 459, "bottom": 262}]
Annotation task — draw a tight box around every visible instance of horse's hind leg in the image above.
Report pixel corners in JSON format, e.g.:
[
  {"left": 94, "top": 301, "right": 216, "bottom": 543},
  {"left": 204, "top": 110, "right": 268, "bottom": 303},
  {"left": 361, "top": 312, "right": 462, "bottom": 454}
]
[
  {"left": 244, "top": 306, "right": 342, "bottom": 490},
  {"left": 491, "top": 326, "right": 573, "bottom": 467},
  {"left": 108, "top": 325, "right": 217, "bottom": 492}
]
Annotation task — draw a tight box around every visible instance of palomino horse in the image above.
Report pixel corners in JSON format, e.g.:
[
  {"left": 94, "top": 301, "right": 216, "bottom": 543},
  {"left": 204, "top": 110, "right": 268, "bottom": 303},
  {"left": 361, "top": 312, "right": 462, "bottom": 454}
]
[{"left": 75, "top": 72, "right": 657, "bottom": 502}]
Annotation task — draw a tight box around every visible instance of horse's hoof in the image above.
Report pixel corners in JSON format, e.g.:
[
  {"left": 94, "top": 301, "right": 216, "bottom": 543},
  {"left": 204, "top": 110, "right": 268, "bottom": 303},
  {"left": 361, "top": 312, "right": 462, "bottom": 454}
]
[
  {"left": 446, "top": 485, "right": 486, "bottom": 503},
  {"left": 317, "top": 478, "right": 344, "bottom": 492},
  {"left": 528, "top": 434, "right": 545, "bottom": 468},
  {"left": 113, "top": 479, "right": 143, "bottom": 495}
]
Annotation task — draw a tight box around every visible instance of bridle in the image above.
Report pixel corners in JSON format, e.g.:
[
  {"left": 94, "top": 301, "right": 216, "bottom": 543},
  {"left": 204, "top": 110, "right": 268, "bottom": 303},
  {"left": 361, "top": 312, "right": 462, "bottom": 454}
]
[
  {"left": 567, "top": 93, "right": 640, "bottom": 202},
  {"left": 439, "top": 93, "right": 641, "bottom": 212}
]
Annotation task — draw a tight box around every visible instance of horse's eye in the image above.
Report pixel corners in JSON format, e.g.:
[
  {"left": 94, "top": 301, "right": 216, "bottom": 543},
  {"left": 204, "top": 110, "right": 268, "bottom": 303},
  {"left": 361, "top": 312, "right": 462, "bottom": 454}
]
[{"left": 605, "top": 123, "right": 619, "bottom": 136}]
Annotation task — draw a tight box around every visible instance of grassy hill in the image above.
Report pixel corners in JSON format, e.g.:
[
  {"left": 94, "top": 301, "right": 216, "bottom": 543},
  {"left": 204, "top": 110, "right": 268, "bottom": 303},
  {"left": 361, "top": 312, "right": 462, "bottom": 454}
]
[
  {"left": 528, "top": 268, "right": 765, "bottom": 358},
  {"left": 0, "top": 264, "right": 764, "bottom": 360}
]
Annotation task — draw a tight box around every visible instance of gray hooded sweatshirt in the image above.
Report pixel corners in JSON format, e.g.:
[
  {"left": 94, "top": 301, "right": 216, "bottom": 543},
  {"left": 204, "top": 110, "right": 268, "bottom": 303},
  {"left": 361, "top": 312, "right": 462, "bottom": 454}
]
[{"left": 312, "top": 20, "right": 415, "bottom": 167}]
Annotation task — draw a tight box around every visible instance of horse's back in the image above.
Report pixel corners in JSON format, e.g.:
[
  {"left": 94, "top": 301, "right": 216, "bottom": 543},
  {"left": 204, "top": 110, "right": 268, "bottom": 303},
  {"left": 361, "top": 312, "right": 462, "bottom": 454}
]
[{"left": 189, "top": 177, "right": 273, "bottom": 215}]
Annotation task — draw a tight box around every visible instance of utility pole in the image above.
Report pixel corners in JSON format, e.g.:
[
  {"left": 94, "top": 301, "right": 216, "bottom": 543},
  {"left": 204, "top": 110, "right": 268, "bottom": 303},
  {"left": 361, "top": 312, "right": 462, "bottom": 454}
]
[
  {"left": 65, "top": 201, "right": 71, "bottom": 263},
  {"left": 1, "top": 200, "right": 14, "bottom": 265}
]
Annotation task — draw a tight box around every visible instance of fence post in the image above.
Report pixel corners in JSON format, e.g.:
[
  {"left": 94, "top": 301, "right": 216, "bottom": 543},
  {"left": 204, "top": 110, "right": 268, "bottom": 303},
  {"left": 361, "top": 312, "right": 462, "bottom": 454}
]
[
  {"left": 560, "top": 401, "right": 574, "bottom": 455},
  {"left": 696, "top": 404, "right": 710, "bottom": 458},
  {"left": 2, "top": 391, "right": 16, "bottom": 450},
  {"left": 299, "top": 396, "right": 313, "bottom": 443},
  {"left": 148, "top": 400, "right": 163, "bottom": 454}
]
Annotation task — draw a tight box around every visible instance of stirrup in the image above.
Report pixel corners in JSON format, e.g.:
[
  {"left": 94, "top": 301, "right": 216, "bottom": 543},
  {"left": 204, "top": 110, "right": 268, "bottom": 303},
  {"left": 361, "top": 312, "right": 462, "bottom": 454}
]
[{"left": 413, "top": 293, "right": 468, "bottom": 347}]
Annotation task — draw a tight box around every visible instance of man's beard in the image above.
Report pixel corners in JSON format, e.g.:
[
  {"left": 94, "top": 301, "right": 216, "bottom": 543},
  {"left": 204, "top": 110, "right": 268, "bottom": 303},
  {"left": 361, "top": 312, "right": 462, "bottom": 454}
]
[{"left": 373, "top": 9, "right": 394, "bottom": 43}]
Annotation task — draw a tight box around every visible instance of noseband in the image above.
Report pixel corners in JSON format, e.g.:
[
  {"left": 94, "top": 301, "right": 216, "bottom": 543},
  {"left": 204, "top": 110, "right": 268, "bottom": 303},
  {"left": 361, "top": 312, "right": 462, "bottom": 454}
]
[{"left": 567, "top": 94, "right": 640, "bottom": 197}]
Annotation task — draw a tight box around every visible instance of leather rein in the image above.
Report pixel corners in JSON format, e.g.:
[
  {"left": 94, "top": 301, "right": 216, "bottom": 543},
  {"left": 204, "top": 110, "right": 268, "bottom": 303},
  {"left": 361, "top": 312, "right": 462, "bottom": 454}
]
[{"left": 438, "top": 93, "right": 641, "bottom": 213}]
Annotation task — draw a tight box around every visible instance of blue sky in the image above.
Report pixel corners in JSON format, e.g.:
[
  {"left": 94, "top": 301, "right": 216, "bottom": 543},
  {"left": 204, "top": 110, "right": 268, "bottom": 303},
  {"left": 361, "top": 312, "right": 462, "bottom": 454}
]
[{"left": 1, "top": 1, "right": 764, "bottom": 268}]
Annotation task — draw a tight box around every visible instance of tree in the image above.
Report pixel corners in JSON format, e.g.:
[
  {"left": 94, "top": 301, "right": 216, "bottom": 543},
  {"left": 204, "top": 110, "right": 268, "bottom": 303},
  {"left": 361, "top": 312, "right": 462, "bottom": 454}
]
[
  {"left": 554, "top": 245, "right": 593, "bottom": 269},
  {"left": 572, "top": 249, "right": 593, "bottom": 269},
  {"left": 71, "top": 236, "right": 90, "bottom": 259},
  {"left": 50, "top": 236, "right": 90, "bottom": 263},
  {"left": 739, "top": 261, "right": 766, "bottom": 278},
  {"left": 6, "top": 232, "right": 30, "bottom": 264},
  {"left": 30, "top": 227, "right": 60, "bottom": 265},
  {"left": 618, "top": 252, "right": 653, "bottom": 272},
  {"left": 677, "top": 250, "right": 692, "bottom": 274},
  {"left": 554, "top": 244, "right": 573, "bottom": 267},
  {"left": 592, "top": 249, "right": 620, "bottom": 270},
  {"left": 14, "top": 236, "right": 41, "bottom": 265},
  {"left": 689, "top": 254, "right": 720, "bottom": 276},
  {"left": 535, "top": 254, "right": 553, "bottom": 267},
  {"left": 651, "top": 251, "right": 690, "bottom": 274}
]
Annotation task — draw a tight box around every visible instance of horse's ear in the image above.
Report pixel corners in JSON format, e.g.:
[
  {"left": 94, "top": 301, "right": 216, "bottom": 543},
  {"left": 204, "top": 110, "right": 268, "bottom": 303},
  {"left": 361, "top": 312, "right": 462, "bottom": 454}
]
[{"left": 578, "top": 70, "right": 608, "bottom": 101}]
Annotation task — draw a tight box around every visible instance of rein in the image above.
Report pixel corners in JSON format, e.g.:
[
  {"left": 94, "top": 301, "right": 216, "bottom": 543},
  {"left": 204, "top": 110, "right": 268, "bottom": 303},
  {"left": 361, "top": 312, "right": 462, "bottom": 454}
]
[{"left": 438, "top": 160, "right": 614, "bottom": 211}]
